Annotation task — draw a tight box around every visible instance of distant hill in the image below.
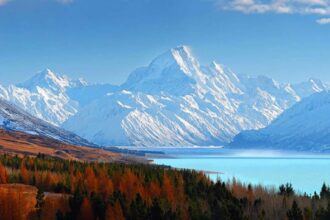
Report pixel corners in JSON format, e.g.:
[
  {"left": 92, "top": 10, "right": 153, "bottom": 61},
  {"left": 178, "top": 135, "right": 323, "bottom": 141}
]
[
  {"left": 230, "top": 92, "right": 330, "bottom": 152},
  {"left": 0, "top": 98, "right": 96, "bottom": 147},
  {"left": 0, "top": 128, "right": 138, "bottom": 162}
]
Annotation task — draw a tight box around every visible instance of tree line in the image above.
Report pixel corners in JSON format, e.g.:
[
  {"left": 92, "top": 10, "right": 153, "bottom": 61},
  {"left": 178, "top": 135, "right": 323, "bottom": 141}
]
[{"left": 0, "top": 153, "right": 330, "bottom": 220}]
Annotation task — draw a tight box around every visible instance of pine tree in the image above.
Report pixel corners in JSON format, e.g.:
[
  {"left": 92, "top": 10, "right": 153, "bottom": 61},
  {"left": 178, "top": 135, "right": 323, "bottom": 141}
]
[
  {"left": 287, "top": 200, "right": 303, "bottom": 220},
  {"left": 35, "top": 188, "right": 45, "bottom": 220},
  {"left": 320, "top": 183, "right": 330, "bottom": 200}
]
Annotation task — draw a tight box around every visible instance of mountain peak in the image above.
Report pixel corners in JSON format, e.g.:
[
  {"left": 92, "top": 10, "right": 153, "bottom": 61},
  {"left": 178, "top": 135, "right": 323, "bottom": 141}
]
[
  {"left": 210, "top": 61, "right": 225, "bottom": 74},
  {"left": 308, "top": 78, "right": 325, "bottom": 89},
  {"left": 149, "top": 45, "right": 197, "bottom": 71},
  {"left": 39, "top": 68, "right": 67, "bottom": 81},
  {"left": 170, "top": 45, "right": 191, "bottom": 55},
  {"left": 40, "top": 68, "right": 56, "bottom": 77},
  {"left": 121, "top": 45, "right": 206, "bottom": 95},
  {"left": 19, "top": 69, "right": 70, "bottom": 92},
  {"left": 169, "top": 45, "right": 198, "bottom": 69}
]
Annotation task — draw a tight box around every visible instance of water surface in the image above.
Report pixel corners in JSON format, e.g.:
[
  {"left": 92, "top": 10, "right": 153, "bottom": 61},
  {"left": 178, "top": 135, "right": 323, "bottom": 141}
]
[{"left": 149, "top": 148, "right": 330, "bottom": 195}]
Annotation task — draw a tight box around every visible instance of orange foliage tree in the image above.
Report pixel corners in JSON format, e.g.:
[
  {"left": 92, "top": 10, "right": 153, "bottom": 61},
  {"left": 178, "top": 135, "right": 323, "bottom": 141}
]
[
  {"left": 98, "top": 168, "right": 114, "bottom": 198},
  {"left": 79, "top": 197, "right": 94, "bottom": 220},
  {"left": 162, "top": 173, "right": 176, "bottom": 209},
  {"left": 20, "top": 160, "right": 29, "bottom": 184},
  {"left": 119, "top": 169, "right": 142, "bottom": 202},
  {"left": 0, "top": 162, "right": 8, "bottom": 184},
  {"left": 84, "top": 166, "right": 97, "bottom": 195}
]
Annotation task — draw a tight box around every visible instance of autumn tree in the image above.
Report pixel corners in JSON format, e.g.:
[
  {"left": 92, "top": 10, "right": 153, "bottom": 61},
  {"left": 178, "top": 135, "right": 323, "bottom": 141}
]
[
  {"left": 119, "top": 169, "right": 141, "bottom": 202},
  {"left": 106, "top": 201, "right": 125, "bottom": 220},
  {"left": 116, "top": 200, "right": 126, "bottom": 220},
  {"left": 176, "top": 175, "right": 189, "bottom": 220},
  {"left": 147, "top": 180, "right": 161, "bottom": 204},
  {"left": 98, "top": 169, "right": 114, "bottom": 198},
  {"left": 105, "top": 204, "right": 115, "bottom": 220},
  {"left": 162, "top": 173, "right": 175, "bottom": 209},
  {"left": 20, "top": 160, "right": 29, "bottom": 184},
  {"left": 85, "top": 166, "right": 97, "bottom": 195},
  {"left": 79, "top": 197, "right": 94, "bottom": 220},
  {"left": 0, "top": 162, "right": 8, "bottom": 184}
]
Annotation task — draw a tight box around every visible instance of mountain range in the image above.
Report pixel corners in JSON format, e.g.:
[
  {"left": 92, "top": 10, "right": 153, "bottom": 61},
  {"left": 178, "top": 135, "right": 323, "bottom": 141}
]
[{"left": 0, "top": 46, "right": 329, "bottom": 147}]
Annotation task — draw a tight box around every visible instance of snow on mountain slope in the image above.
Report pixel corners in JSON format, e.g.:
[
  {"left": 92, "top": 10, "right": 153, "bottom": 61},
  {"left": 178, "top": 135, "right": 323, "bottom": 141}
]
[
  {"left": 0, "top": 69, "right": 79, "bottom": 125},
  {"left": 0, "top": 98, "right": 96, "bottom": 147},
  {"left": 0, "top": 69, "right": 118, "bottom": 125},
  {"left": 63, "top": 46, "right": 327, "bottom": 147},
  {"left": 66, "top": 84, "right": 119, "bottom": 107},
  {"left": 292, "top": 78, "right": 328, "bottom": 98},
  {"left": 1, "top": 46, "right": 328, "bottom": 147},
  {"left": 230, "top": 91, "right": 330, "bottom": 152},
  {"left": 122, "top": 46, "right": 205, "bottom": 96}
]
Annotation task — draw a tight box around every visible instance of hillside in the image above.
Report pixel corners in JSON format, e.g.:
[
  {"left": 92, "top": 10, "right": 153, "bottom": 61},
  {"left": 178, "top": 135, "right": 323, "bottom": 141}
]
[
  {"left": 0, "top": 98, "right": 96, "bottom": 147},
  {"left": 0, "top": 184, "right": 70, "bottom": 220},
  {"left": 0, "top": 129, "right": 133, "bottom": 162},
  {"left": 230, "top": 91, "right": 330, "bottom": 152}
]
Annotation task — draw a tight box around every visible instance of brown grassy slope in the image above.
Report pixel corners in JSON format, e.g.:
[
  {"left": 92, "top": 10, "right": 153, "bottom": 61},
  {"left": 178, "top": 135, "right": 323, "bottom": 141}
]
[
  {"left": 0, "top": 184, "right": 37, "bottom": 220},
  {"left": 0, "top": 129, "right": 131, "bottom": 162},
  {"left": 0, "top": 184, "right": 71, "bottom": 220}
]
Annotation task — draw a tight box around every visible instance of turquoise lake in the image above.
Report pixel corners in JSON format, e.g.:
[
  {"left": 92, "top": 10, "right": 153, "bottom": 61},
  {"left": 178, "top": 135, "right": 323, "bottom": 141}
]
[{"left": 149, "top": 148, "right": 330, "bottom": 195}]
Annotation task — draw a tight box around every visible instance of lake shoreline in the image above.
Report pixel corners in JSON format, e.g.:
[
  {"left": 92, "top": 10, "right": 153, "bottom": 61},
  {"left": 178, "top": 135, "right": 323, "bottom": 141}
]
[{"left": 148, "top": 148, "right": 330, "bottom": 195}]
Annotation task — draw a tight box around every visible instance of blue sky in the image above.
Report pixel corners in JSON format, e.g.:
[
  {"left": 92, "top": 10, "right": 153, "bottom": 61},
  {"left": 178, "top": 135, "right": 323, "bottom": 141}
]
[{"left": 0, "top": 0, "right": 330, "bottom": 85}]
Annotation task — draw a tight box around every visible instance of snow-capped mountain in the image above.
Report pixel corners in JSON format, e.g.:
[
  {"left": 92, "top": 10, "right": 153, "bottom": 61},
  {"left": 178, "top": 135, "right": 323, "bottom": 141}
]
[
  {"left": 0, "top": 98, "right": 95, "bottom": 147},
  {"left": 230, "top": 91, "right": 330, "bottom": 152},
  {"left": 292, "top": 78, "right": 328, "bottom": 98},
  {"left": 62, "top": 46, "right": 328, "bottom": 146},
  {"left": 0, "top": 69, "right": 118, "bottom": 125},
  {"left": 0, "top": 69, "right": 79, "bottom": 125},
  {"left": 1, "top": 46, "right": 328, "bottom": 147}
]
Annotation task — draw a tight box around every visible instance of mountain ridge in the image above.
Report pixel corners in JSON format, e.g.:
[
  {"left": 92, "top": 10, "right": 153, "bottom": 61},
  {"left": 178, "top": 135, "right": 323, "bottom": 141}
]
[
  {"left": 1, "top": 46, "right": 329, "bottom": 147},
  {"left": 63, "top": 46, "right": 329, "bottom": 146},
  {"left": 0, "top": 98, "right": 96, "bottom": 147}
]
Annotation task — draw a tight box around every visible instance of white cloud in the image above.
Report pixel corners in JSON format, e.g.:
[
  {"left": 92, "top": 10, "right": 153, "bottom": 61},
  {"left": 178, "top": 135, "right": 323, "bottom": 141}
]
[
  {"left": 0, "top": 0, "right": 10, "bottom": 6},
  {"left": 55, "top": 0, "right": 74, "bottom": 4},
  {"left": 218, "top": 0, "right": 330, "bottom": 15},
  {"left": 0, "top": 0, "right": 73, "bottom": 6},
  {"left": 316, "top": 17, "right": 330, "bottom": 23}
]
